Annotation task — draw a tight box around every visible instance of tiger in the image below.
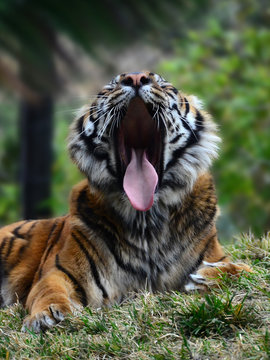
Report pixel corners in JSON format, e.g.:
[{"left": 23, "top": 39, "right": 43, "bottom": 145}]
[{"left": 0, "top": 71, "right": 251, "bottom": 332}]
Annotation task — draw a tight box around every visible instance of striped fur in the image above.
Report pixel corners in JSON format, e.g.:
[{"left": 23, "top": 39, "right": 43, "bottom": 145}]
[{"left": 0, "top": 72, "right": 250, "bottom": 332}]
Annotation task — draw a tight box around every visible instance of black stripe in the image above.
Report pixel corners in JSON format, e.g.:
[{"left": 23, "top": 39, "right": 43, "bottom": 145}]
[
  {"left": 169, "top": 134, "right": 183, "bottom": 144},
  {"left": 207, "top": 232, "right": 218, "bottom": 242},
  {"left": 76, "top": 116, "right": 84, "bottom": 135},
  {"left": 20, "top": 282, "right": 32, "bottom": 305},
  {"left": 97, "top": 91, "right": 107, "bottom": 98},
  {"left": 167, "top": 92, "right": 175, "bottom": 100},
  {"left": 181, "top": 121, "right": 199, "bottom": 149},
  {"left": 179, "top": 206, "right": 217, "bottom": 239},
  {"left": 151, "top": 89, "right": 164, "bottom": 100},
  {"left": 38, "top": 221, "right": 63, "bottom": 279},
  {"left": 55, "top": 255, "right": 87, "bottom": 307},
  {"left": 172, "top": 103, "right": 179, "bottom": 112},
  {"left": 18, "top": 244, "right": 27, "bottom": 257},
  {"left": 110, "top": 90, "right": 124, "bottom": 101},
  {"left": 169, "top": 200, "right": 217, "bottom": 254},
  {"left": 1, "top": 222, "right": 40, "bottom": 275},
  {"left": 184, "top": 97, "right": 189, "bottom": 117},
  {"left": 200, "top": 232, "right": 218, "bottom": 258},
  {"left": 77, "top": 190, "right": 148, "bottom": 280},
  {"left": 72, "top": 232, "right": 108, "bottom": 299},
  {"left": 111, "top": 99, "right": 127, "bottom": 109},
  {"left": 179, "top": 100, "right": 199, "bottom": 138},
  {"left": 195, "top": 109, "right": 204, "bottom": 131},
  {"left": 75, "top": 229, "right": 107, "bottom": 268},
  {"left": 78, "top": 189, "right": 120, "bottom": 235},
  {"left": 165, "top": 130, "right": 199, "bottom": 173},
  {"left": 180, "top": 233, "right": 216, "bottom": 287},
  {"left": 83, "top": 213, "right": 147, "bottom": 278},
  {"left": 5, "top": 236, "right": 15, "bottom": 259},
  {"left": 202, "top": 232, "right": 218, "bottom": 256},
  {"left": 27, "top": 221, "right": 38, "bottom": 235},
  {"left": 41, "top": 222, "right": 58, "bottom": 257},
  {"left": 179, "top": 253, "right": 205, "bottom": 289},
  {"left": 92, "top": 150, "right": 107, "bottom": 161},
  {"left": 70, "top": 144, "right": 81, "bottom": 154},
  {"left": 100, "top": 136, "right": 109, "bottom": 144},
  {"left": 216, "top": 255, "right": 228, "bottom": 262},
  {"left": 12, "top": 220, "right": 31, "bottom": 238},
  {"left": 164, "top": 146, "right": 185, "bottom": 171},
  {"left": 0, "top": 238, "right": 8, "bottom": 255}
]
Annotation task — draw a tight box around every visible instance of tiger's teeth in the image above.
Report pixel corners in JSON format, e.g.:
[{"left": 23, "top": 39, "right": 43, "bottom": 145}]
[{"left": 123, "top": 148, "right": 158, "bottom": 211}]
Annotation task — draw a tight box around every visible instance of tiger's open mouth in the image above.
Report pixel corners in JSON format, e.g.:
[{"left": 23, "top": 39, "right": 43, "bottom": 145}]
[{"left": 116, "top": 97, "right": 163, "bottom": 211}]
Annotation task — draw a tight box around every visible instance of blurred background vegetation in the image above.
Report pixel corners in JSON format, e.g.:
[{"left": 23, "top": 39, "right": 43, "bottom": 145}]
[{"left": 0, "top": 0, "right": 269, "bottom": 242}]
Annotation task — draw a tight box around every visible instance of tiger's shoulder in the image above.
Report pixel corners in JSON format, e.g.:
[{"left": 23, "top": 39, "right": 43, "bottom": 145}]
[{"left": 0, "top": 180, "right": 96, "bottom": 281}]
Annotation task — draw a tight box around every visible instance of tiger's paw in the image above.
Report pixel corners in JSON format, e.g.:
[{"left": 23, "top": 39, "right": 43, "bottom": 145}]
[
  {"left": 184, "top": 261, "right": 252, "bottom": 292},
  {"left": 22, "top": 304, "right": 67, "bottom": 333}
]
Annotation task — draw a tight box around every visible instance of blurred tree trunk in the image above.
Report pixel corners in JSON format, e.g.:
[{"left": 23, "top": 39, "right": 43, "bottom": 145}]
[
  {"left": 18, "top": 24, "right": 58, "bottom": 220},
  {"left": 19, "top": 95, "right": 53, "bottom": 219}
]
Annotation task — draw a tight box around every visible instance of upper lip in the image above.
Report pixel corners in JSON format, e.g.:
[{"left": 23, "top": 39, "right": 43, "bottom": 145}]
[{"left": 115, "top": 96, "right": 163, "bottom": 177}]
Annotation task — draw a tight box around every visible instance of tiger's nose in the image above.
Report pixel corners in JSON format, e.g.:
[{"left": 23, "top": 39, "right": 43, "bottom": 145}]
[{"left": 121, "top": 72, "right": 151, "bottom": 87}]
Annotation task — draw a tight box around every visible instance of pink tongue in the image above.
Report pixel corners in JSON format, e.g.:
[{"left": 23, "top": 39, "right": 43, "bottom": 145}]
[{"left": 123, "top": 149, "right": 158, "bottom": 211}]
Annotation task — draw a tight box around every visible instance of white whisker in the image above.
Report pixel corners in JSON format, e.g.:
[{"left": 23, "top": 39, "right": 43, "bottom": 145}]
[
  {"left": 159, "top": 112, "right": 168, "bottom": 137},
  {"left": 89, "top": 105, "right": 110, "bottom": 125},
  {"left": 98, "top": 107, "right": 115, "bottom": 139},
  {"left": 56, "top": 108, "right": 82, "bottom": 115},
  {"left": 166, "top": 111, "right": 177, "bottom": 133},
  {"left": 153, "top": 104, "right": 161, "bottom": 130},
  {"left": 109, "top": 108, "right": 118, "bottom": 137}
]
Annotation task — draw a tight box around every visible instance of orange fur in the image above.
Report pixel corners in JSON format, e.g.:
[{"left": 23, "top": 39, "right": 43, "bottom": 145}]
[{"left": 0, "top": 72, "right": 251, "bottom": 332}]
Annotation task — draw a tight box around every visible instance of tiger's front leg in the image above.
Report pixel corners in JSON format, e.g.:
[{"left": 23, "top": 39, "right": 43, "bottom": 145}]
[
  {"left": 185, "top": 261, "right": 252, "bottom": 291},
  {"left": 22, "top": 268, "right": 82, "bottom": 333},
  {"left": 185, "top": 235, "right": 252, "bottom": 292}
]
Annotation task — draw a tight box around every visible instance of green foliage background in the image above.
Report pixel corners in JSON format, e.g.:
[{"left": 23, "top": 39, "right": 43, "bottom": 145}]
[{"left": 0, "top": 0, "right": 269, "bottom": 241}]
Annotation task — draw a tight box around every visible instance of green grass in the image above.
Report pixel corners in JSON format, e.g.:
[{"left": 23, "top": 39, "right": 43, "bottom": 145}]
[{"left": 0, "top": 233, "right": 269, "bottom": 359}]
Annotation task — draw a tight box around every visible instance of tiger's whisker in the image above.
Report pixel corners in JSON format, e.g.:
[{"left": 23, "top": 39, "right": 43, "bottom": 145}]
[{"left": 98, "top": 107, "right": 115, "bottom": 139}]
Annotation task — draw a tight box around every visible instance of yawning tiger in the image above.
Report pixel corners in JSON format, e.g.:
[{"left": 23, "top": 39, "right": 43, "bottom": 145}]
[{"left": 0, "top": 71, "right": 250, "bottom": 332}]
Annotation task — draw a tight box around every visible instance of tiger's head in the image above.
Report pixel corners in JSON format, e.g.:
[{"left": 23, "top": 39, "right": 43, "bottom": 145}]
[{"left": 68, "top": 71, "right": 220, "bottom": 213}]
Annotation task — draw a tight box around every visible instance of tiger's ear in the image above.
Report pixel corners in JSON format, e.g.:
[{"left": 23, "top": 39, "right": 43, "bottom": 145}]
[{"left": 190, "top": 95, "right": 204, "bottom": 110}]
